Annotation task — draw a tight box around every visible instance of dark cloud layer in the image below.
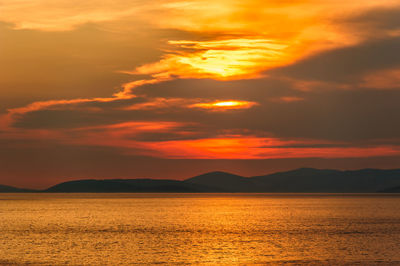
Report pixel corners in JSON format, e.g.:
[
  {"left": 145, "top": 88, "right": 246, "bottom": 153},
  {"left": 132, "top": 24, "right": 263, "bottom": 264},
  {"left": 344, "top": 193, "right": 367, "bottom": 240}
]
[
  {"left": 273, "top": 37, "right": 400, "bottom": 83},
  {"left": 346, "top": 7, "right": 400, "bottom": 32},
  {"left": 133, "top": 77, "right": 300, "bottom": 100},
  {"left": 11, "top": 81, "right": 400, "bottom": 142}
]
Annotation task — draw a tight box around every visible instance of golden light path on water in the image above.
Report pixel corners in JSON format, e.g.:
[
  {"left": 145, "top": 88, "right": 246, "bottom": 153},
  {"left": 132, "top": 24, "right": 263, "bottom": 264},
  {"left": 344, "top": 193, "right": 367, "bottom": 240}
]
[{"left": 1, "top": 193, "right": 400, "bottom": 265}]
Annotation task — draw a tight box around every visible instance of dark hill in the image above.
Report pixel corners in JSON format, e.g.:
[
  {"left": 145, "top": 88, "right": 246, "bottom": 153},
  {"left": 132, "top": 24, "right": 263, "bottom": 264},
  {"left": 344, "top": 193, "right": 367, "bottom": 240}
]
[
  {"left": 379, "top": 186, "right": 400, "bottom": 193},
  {"left": 184, "top": 171, "right": 257, "bottom": 192},
  {"left": 0, "top": 184, "right": 35, "bottom": 192},
  {"left": 185, "top": 168, "right": 400, "bottom": 193},
  {"left": 44, "top": 179, "right": 220, "bottom": 193},
  {"left": 252, "top": 168, "right": 400, "bottom": 192}
]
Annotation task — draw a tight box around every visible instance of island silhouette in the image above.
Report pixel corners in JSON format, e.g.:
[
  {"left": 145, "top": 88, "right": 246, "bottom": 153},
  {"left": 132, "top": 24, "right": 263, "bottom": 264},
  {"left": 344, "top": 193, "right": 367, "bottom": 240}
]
[{"left": 2, "top": 168, "right": 400, "bottom": 193}]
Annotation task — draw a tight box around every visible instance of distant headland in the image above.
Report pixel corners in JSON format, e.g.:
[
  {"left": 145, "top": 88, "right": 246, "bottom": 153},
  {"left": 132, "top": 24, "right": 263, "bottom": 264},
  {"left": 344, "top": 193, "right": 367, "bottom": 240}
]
[{"left": 2, "top": 168, "right": 400, "bottom": 193}]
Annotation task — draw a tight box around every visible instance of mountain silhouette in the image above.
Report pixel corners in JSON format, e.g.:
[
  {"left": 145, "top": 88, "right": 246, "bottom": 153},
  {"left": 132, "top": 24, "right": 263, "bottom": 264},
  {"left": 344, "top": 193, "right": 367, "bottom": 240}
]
[
  {"left": 250, "top": 168, "right": 400, "bottom": 192},
  {"left": 379, "top": 186, "right": 400, "bottom": 193},
  {"left": 45, "top": 179, "right": 220, "bottom": 193},
  {"left": 0, "top": 184, "right": 35, "bottom": 193},
  {"left": 184, "top": 168, "right": 400, "bottom": 193},
  {"left": 1, "top": 168, "right": 400, "bottom": 193},
  {"left": 184, "top": 171, "right": 257, "bottom": 192}
]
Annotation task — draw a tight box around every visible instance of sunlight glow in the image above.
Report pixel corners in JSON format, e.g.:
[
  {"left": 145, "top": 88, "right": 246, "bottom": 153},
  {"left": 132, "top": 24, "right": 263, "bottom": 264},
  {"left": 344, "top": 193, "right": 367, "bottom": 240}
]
[
  {"left": 190, "top": 100, "right": 257, "bottom": 110},
  {"left": 133, "top": 38, "right": 288, "bottom": 79}
]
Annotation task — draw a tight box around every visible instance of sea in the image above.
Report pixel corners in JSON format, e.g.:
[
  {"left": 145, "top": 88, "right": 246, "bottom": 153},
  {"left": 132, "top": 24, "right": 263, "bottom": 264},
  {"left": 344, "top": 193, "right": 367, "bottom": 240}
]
[{"left": 0, "top": 193, "right": 400, "bottom": 265}]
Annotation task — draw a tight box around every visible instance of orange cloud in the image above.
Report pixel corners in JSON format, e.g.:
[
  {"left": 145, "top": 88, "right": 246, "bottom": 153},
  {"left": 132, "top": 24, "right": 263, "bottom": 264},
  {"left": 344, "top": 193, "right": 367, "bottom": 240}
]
[
  {"left": 0, "top": 0, "right": 152, "bottom": 31},
  {"left": 135, "top": 137, "right": 400, "bottom": 159},
  {"left": 2, "top": 116, "right": 400, "bottom": 160},
  {"left": 121, "top": 0, "right": 400, "bottom": 80},
  {"left": 31, "top": 124, "right": 398, "bottom": 160},
  {"left": 2, "top": 0, "right": 398, "bottom": 32},
  {"left": 3, "top": 0, "right": 399, "bottom": 84},
  {"left": 73, "top": 121, "right": 183, "bottom": 137},
  {"left": 122, "top": 97, "right": 189, "bottom": 111}
]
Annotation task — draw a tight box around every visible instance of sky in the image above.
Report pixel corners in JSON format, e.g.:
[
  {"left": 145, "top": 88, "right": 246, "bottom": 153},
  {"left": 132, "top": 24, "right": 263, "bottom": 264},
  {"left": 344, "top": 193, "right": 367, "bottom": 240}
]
[{"left": 1, "top": 0, "right": 400, "bottom": 188}]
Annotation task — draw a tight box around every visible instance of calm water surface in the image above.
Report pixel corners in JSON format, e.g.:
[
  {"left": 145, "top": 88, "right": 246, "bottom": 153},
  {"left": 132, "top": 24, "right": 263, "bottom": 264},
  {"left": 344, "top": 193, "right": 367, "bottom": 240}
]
[{"left": 0, "top": 193, "right": 400, "bottom": 265}]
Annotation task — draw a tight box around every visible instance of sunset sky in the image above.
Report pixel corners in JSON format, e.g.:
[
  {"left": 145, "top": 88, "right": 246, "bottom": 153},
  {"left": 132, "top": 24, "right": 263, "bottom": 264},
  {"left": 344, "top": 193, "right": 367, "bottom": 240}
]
[{"left": 1, "top": 0, "right": 400, "bottom": 188}]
